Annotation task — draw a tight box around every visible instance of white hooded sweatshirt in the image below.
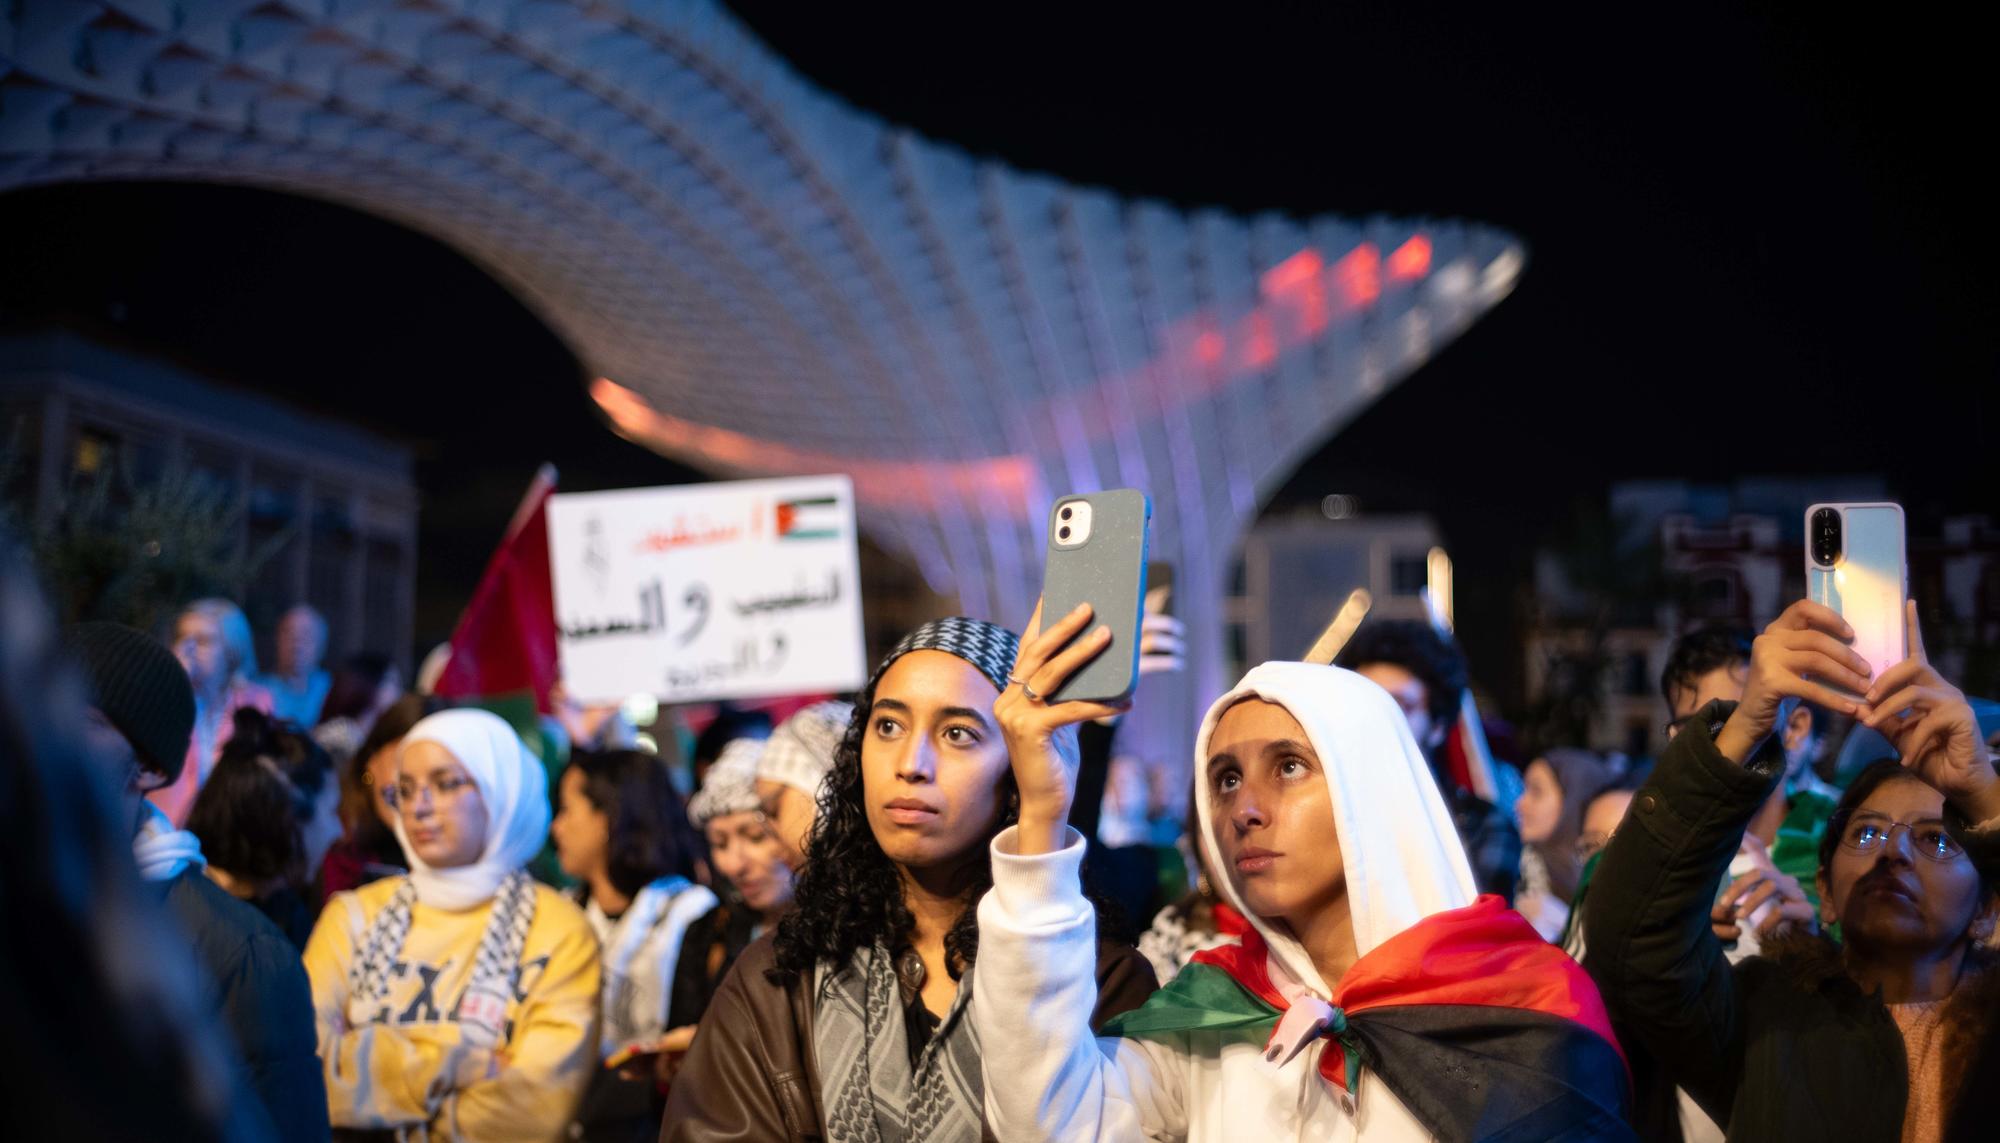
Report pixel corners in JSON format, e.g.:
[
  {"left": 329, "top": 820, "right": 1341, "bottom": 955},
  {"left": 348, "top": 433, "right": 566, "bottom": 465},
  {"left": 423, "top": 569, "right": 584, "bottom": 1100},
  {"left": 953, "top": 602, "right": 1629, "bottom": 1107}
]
[{"left": 974, "top": 662, "right": 1479, "bottom": 1142}]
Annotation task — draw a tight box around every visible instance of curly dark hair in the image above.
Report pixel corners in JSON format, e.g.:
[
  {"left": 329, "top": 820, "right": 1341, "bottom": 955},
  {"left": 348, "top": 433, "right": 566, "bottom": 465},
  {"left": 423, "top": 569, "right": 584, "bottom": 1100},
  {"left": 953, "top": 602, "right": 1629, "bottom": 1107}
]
[
  {"left": 567, "top": 748, "right": 707, "bottom": 901},
  {"left": 771, "top": 681, "right": 1019, "bottom": 983},
  {"left": 1659, "top": 625, "right": 1753, "bottom": 713},
  {"left": 1338, "top": 620, "right": 1468, "bottom": 732},
  {"left": 188, "top": 708, "right": 330, "bottom": 888}
]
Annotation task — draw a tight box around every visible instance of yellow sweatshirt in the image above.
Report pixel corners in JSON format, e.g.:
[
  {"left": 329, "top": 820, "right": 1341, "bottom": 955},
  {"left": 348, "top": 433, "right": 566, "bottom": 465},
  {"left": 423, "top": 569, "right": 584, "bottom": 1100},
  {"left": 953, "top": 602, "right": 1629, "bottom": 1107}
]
[{"left": 304, "top": 877, "right": 601, "bottom": 1141}]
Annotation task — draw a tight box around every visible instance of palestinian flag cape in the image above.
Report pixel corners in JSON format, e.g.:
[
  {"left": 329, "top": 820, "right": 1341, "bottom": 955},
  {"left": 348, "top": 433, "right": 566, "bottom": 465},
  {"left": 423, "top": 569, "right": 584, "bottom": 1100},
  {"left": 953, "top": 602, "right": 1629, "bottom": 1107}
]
[{"left": 1103, "top": 896, "right": 1633, "bottom": 1142}]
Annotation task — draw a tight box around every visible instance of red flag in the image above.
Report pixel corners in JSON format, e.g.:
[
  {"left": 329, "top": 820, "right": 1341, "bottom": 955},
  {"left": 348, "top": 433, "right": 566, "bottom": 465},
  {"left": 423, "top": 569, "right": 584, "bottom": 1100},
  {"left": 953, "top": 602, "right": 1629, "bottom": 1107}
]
[{"left": 434, "top": 465, "right": 560, "bottom": 713}]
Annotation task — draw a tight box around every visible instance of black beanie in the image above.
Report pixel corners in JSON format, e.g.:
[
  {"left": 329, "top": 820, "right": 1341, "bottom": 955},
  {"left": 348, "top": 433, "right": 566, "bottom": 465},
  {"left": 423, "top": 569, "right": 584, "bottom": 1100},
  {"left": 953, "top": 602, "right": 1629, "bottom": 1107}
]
[{"left": 67, "top": 622, "right": 196, "bottom": 783}]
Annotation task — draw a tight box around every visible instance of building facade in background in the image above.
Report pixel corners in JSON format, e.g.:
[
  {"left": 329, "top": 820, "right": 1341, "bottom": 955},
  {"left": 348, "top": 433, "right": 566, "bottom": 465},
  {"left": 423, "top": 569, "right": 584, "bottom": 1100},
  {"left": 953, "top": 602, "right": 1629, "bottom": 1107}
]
[
  {"left": 1525, "top": 478, "right": 1998, "bottom": 759},
  {"left": 0, "top": 332, "right": 418, "bottom": 671},
  {"left": 1231, "top": 509, "right": 1444, "bottom": 670}
]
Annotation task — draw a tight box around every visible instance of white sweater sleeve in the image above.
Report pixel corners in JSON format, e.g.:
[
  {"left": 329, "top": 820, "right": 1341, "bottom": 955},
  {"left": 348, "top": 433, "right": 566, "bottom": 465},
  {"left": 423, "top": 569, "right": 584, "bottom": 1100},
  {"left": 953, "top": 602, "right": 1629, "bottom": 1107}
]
[{"left": 974, "top": 826, "right": 1187, "bottom": 1142}]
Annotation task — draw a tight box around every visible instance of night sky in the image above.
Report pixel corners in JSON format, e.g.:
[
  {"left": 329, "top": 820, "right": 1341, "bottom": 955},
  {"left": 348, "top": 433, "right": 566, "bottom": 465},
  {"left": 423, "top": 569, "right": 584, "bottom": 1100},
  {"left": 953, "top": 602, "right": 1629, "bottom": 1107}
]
[{"left": 1, "top": 3, "right": 1991, "bottom": 693}]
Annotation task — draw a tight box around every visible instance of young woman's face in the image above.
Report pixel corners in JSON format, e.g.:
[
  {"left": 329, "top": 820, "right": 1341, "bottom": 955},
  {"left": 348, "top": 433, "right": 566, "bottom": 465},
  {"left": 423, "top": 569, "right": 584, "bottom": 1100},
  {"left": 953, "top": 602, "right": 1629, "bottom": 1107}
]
[
  {"left": 860, "top": 651, "right": 1010, "bottom": 874},
  {"left": 706, "top": 810, "right": 796, "bottom": 913},
  {"left": 1821, "top": 776, "right": 1993, "bottom": 956},
  {"left": 396, "top": 740, "right": 488, "bottom": 868},
  {"left": 551, "top": 766, "right": 611, "bottom": 882},
  {"left": 1516, "top": 758, "right": 1564, "bottom": 846},
  {"left": 363, "top": 740, "right": 403, "bottom": 830},
  {"left": 755, "top": 777, "right": 817, "bottom": 871},
  {"left": 1577, "top": 788, "right": 1634, "bottom": 863},
  {"left": 1207, "top": 698, "right": 1345, "bottom": 927}
]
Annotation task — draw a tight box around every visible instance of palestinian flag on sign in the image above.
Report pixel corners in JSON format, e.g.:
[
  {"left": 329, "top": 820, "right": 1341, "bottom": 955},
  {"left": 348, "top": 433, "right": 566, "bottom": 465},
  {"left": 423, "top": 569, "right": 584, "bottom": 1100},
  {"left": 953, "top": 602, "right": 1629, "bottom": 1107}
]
[{"left": 1103, "top": 896, "right": 1632, "bottom": 1141}]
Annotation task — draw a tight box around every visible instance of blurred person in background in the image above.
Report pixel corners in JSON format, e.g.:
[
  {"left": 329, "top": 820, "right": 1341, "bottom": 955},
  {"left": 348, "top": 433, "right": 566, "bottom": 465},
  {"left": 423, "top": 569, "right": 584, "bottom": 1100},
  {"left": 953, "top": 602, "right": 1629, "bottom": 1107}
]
[
  {"left": 553, "top": 746, "right": 714, "bottom": 1143},
  {"left": 1587, "top": 600, "right": 2000, "bottom": 1143},
  {"left": 155, "top": 597, "right": 274, "bottom": 825},
  {"left": 311, "top": 652, "right": 403, "bottom": 767},
  {"left": 3, "top": 542, "right": 278, "bottom": 1142},
  {"left": 1136, "top": 822, "right": 1251, "bottom": 985},
  {"left": 306, "top": 708, "right": 599, "bottom": 1141},
  {"left": 317, "top": 693, "right": 438, "bottom": 901},
  {"left": 261, "top": 603, "right": 332, "bottom": 726},
  {"left": 1557, "top": 767, "right": 1648, "bottom": 959},
  {"left": 1513, "top": 748, "right": 1625, "bottom": 941},
  {"left": 190, "top": 708, "right": 340, "bottom": 947},
  {"left": 753, "top": 699, "right": 852, "bottom": 869},
  {"left": 1339, "top": 619, "right": 1522, "bottom": 899},
  {"left": 69, "top": 620, "right": 329, "bottom": 1141},
  {"left": 664, "top": 617, "right": 1157, "bottom": 1141},
  {"left": 671, "top": 740, "right": 798, "bottom": 1053}
]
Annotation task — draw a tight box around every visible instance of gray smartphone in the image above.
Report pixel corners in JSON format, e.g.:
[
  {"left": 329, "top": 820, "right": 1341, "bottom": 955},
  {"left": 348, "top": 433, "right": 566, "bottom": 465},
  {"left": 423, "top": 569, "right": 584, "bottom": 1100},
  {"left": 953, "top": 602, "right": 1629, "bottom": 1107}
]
[
  {"left": 1039, "top": 489, "right": 1152, "bottom": 704},
  {"left": 1805, "top": 502, "right": 1908, "bottom": 691}
]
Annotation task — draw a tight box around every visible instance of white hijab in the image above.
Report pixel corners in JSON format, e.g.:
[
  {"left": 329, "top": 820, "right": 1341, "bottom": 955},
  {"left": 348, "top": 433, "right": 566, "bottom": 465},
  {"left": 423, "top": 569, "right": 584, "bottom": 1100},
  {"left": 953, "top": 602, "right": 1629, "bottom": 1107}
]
[
  {"left": 1192, "top": 661, "right": 1477, "bottom": 998},
  {"left": 392, "top": 708, "right": 551, "bottom": 911}
]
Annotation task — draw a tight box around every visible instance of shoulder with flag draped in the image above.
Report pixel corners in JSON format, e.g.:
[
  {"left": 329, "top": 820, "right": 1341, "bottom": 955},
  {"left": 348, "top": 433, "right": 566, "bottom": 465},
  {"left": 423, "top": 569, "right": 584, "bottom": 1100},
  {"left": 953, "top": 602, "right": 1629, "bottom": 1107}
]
[{"left": 1104, "top": 896, "right": 1633, "bottom": 1140}]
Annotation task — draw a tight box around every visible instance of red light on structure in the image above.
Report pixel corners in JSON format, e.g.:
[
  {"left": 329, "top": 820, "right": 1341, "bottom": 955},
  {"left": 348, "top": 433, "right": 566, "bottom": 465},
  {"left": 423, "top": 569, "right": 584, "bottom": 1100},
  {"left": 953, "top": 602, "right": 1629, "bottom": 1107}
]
[
  {"left": 1260, "top": 248, "right": 1324, "bottom": 296},
  {"left": 1388, "top": 235, "right": 1432, "bottom": 281},
  {"left": 588, "top": 376, "right": 1038, "bottom": 516},
  {"left": 1195, "top": 329, "right": 1226, "bottom": 366},
  {"left": 1241, "top": 312, "right": 1278, "bottom": 370},
  {"left": 1262, "top": 247, "right": 1329, "bottom": 336},
  {"left": 1334, "top": 243, "right": 1381, "bottom": 308}
]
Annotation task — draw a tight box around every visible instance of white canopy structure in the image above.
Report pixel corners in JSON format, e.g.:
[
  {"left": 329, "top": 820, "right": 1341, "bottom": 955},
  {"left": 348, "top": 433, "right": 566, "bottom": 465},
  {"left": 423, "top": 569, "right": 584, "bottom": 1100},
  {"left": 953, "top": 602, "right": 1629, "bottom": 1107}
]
[{"left": 1, "top": 0, "right": 1522, "bottom": 766}]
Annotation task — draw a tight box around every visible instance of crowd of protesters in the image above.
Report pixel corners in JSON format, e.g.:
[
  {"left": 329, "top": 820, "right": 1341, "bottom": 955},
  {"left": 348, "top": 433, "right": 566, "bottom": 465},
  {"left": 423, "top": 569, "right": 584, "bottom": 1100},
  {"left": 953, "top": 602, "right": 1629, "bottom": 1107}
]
[{"left": 8, "top": 516, "right": 2000, "bottom": 1143}]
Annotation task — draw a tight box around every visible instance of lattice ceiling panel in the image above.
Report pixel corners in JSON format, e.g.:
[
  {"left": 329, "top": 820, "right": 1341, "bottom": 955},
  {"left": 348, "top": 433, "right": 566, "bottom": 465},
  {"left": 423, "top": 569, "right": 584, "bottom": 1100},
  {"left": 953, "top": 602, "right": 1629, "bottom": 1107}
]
[{"left": 1, "top": 0, "right": 1522, "bottom": 737}]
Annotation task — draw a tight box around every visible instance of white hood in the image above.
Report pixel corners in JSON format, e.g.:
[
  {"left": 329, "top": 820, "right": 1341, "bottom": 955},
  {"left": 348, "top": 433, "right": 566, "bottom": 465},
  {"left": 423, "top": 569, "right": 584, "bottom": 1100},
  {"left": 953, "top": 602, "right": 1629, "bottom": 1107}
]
[{"left": 1192, "top": 661, "right": 1477, "bottom": 998}]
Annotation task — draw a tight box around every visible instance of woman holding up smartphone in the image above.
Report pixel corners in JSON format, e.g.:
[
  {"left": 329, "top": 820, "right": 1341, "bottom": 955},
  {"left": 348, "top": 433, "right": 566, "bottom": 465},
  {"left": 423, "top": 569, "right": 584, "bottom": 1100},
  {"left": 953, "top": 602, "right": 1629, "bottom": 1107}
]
[
  {"left": 1585, "top": 601, "right": 2000, "bottom": 1143},
  {"left": 662, "top": 617, "right": 1157, "bottom": 1142},
  {"left": 975, "top": 603, "right": 1633, "bottom": 1141}
]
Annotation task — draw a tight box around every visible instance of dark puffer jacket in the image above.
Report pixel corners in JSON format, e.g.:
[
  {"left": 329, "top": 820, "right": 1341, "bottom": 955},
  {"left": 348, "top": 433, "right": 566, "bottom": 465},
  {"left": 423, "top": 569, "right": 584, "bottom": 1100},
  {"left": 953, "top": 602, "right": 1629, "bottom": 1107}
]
[
  {"left": 162, "top": 868, "right": 331, "bottom": 1142},
  {"left": 1583, "top": 701, "right": 2000, "bottom": 1142}
]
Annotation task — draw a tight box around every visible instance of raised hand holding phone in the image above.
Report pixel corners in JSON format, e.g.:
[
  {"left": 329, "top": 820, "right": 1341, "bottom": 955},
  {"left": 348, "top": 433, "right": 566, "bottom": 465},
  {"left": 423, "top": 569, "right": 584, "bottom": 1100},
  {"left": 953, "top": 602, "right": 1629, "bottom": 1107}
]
[
  {"left": 1715, "top": 599, "right": 1872, "bottom": 765},
  {"left": 996, "top": 598, "right": 1132, "bottom": 856},
  {"left": 1860, "top": 601, "right": 2000, "bottom": 822}
]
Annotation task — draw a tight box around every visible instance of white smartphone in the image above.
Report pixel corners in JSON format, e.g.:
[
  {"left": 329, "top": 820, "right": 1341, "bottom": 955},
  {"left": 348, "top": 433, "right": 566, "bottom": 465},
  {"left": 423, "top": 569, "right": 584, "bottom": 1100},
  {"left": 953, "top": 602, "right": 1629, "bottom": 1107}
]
[{"left": 1804, "top": 502, "right": 1908, "bottom": 691}]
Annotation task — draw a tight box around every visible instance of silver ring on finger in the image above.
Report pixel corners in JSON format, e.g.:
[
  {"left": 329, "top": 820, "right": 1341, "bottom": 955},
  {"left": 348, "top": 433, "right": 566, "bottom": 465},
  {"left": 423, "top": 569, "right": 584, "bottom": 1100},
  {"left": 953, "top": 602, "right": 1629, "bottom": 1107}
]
[{"left": 1016, "top": 678, "right": 1045, "bottom": 703}]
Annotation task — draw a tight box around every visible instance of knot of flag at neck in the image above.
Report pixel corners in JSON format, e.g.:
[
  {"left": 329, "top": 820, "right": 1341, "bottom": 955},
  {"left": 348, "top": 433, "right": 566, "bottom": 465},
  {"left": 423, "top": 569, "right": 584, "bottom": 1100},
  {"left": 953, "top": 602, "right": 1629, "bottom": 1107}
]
[{"left": 1262, "top": 994, "right": 1365, "bottom": 1092}]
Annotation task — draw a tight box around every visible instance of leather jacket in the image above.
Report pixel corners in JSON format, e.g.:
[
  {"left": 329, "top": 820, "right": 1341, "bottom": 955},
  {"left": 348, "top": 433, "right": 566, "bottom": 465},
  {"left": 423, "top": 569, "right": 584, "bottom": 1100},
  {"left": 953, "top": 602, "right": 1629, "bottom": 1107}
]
[{"left": 661, "top": 932, "right": 1159, "bottom": 1141}]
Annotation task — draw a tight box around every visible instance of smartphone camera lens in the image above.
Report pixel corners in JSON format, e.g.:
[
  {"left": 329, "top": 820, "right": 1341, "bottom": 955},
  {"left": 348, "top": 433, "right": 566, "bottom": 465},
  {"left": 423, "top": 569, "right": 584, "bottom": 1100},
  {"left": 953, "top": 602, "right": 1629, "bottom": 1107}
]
[
  {"left": 1058, "top": 526, "right": 1071, "bottom": 541},
  {"left": 1811, "top": 508, "right": 1842, "bottom": 566},
  {"left": 1060, "top": 506, "right": 1073, "bottom": 521}
]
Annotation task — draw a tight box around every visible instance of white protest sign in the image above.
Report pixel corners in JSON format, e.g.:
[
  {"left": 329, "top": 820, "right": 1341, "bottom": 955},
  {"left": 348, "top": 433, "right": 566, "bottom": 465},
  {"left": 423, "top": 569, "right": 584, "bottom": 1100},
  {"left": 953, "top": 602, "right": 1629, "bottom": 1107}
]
[{"left": 546, "top": 475, "right": 866, "bottom": 703}]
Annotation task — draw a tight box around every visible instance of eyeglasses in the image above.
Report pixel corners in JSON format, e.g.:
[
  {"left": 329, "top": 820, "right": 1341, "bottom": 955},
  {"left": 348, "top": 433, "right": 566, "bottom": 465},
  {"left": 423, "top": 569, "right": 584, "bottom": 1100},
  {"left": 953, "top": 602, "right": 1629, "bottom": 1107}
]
[
  {"left": 1574, "top": 831, "right": 1614, "bottom": 863},
  {"left": 388, "top": 772, "right": 477, "bottom": 809},
  {"left": 1836, "top": 816, "right": 1964, "bottom": 863}
]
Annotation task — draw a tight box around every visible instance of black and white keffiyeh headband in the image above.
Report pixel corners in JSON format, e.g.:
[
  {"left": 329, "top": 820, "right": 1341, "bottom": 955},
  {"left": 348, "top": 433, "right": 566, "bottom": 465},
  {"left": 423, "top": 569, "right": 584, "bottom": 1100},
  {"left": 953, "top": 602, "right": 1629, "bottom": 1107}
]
[{"left": 871, "top": 617, "right": 1020, "bottom": 695}]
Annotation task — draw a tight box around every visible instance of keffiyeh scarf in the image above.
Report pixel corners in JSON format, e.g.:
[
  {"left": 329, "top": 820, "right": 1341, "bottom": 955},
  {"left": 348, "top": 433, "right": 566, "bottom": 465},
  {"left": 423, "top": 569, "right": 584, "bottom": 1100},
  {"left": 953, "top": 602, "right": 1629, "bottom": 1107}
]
[{"left": 815, "top": 944, "right": 985, "bottom": 1143}]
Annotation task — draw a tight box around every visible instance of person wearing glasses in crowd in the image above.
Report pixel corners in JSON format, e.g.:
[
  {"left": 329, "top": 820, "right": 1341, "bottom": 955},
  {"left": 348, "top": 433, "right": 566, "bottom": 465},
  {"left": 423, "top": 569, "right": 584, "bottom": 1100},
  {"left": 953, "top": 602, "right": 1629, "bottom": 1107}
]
[
  {"left": 305, "top": 708, "right": 600, "bottom": 1141},
  {"left": 1586, "top": 600, "right": 2000, "bottom": 1143},
  {"left": 1513, "top": 748, "right": 1627, "bottom": 941}
]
